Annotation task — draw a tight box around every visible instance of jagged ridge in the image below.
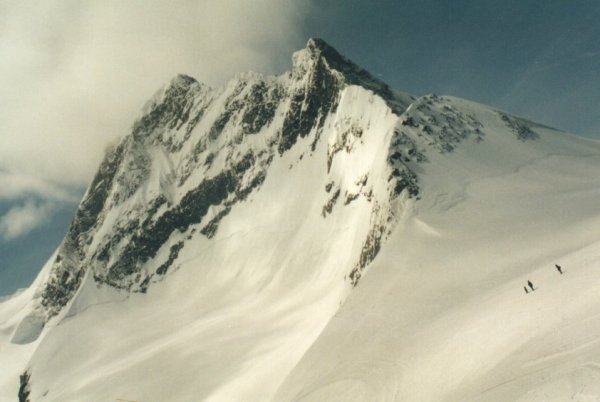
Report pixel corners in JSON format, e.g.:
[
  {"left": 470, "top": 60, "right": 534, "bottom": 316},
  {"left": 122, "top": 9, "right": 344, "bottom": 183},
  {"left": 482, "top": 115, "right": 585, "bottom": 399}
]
[{"left": 16, "top": 38, "right": 541, "bottom": 347}]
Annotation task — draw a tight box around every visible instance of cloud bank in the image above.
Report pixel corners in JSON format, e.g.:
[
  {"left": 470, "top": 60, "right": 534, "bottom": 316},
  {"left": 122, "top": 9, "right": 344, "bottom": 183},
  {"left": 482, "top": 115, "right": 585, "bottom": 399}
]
[
  {"left": 0, "top": 0, "right": 308, "bottom": 190},
  {"left": 0, "top": 201, "right": 56, "bottom": 241},
  {"left": 0, "top": 0, "right": 308, "bottom": 242},
  {"left": 0, "top": 170, "right": 77, "bottom": 202}
]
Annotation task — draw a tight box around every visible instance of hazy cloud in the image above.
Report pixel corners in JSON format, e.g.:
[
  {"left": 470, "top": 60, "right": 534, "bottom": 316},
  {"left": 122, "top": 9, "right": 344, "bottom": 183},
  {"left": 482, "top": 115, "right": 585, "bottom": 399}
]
[
  {"left": 0, "top": 201, "right": 56, "bottom": 241},
  {"left": 0, "top": 170, "right": 78, "bottom": 201},
  {"left": 0, "top": 0, "right": 308, "bottom": 191}
]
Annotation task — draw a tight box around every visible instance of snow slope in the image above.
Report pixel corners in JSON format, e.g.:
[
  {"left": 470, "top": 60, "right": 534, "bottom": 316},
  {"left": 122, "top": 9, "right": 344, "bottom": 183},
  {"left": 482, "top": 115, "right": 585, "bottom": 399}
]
[
  {"left": 274, "top": 101, "right": 600, "bottom": 401},
  {"left": 16, "top": 85, "right": 405, "bottom": 401},
  {"left": 2, "top": 39, "right": 600, "bottom": 401}
]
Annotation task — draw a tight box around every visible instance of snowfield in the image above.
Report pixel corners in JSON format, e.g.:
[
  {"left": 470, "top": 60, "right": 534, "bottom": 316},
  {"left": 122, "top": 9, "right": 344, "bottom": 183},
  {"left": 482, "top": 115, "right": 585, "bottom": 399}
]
[
  {"left": 275, "top": 114, "right": 600, "bottom": 401},
  {"left": 2, "top": 39, "right": 600, "bottom": 401}
]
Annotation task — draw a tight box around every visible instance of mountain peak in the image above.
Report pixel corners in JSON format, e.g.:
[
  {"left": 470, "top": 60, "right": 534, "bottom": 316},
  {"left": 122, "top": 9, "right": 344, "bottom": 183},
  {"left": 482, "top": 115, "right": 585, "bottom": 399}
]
[
  {"left": 170, "top": 73, "right": 200, "bottom": 88},
  {"left": 293, "top": 37, "right": 364, "bottom": 75},
  {"left": 293, "top": 38, "right": 412, "bottom": 113},
  {"left": 5, "top": 34, "right": 600, "bottom": 402},
  {"left": 305, "top": 37, "right": 341, "bottom": 58}
]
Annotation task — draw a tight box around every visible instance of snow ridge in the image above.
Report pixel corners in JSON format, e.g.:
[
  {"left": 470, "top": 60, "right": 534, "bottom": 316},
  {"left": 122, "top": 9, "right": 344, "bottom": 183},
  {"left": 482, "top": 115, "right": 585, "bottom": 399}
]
[
  {"left": 14, "top": 39, "right": 419, "bottom": 345},
  {"left": 2, "top": 38, "right": 599, "bottom": 402}
]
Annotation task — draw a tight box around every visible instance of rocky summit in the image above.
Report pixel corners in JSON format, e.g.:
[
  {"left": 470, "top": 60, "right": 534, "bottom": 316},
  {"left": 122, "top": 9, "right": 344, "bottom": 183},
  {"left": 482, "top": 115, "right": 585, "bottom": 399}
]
[{"left": 2, "top": 39, "right": 600, "bottom": 401}]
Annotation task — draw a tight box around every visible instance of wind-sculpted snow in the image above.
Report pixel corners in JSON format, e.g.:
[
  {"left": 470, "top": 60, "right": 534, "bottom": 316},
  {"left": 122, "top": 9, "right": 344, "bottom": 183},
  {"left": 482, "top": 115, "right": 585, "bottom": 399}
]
[{"left": 2, "top": 39, "right": 598, "bottom": 402}]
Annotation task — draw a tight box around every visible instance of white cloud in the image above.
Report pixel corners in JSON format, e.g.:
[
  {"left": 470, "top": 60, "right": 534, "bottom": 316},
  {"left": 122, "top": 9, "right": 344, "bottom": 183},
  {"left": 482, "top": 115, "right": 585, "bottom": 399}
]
[
  {"left": 0, "top": 0, "right": 308, "bottom": 189},
  {"left": 0, "top": 170, "right": 79, "bottom": 201},
  {"left": 0, "top": 201, "right": 56, "bottom": 241}
]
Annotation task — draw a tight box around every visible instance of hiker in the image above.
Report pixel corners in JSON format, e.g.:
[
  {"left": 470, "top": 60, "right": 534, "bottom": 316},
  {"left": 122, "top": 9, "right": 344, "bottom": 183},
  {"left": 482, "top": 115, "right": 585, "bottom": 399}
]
[
  {"left": 527, "top": 280, "right": 535, "bottom": 291},
  {"left": 555, "top": 264, "right": 563, "bottom": 274},
  {"left": 524, "top": 286, "right": 529, "bottom": 294}
]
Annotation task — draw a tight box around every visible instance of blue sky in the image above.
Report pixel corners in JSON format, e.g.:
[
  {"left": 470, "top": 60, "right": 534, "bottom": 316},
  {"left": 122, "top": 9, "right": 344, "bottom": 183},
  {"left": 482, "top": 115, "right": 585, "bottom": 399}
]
[
  {"left": 1, "top": 0, "right": 599, "bottom": 296},
  {"left": 0, "top": 201, "right": 78, "bottom": 295},
  {"left": 299, "top": 0, "right": 600, "bottom": 137}
]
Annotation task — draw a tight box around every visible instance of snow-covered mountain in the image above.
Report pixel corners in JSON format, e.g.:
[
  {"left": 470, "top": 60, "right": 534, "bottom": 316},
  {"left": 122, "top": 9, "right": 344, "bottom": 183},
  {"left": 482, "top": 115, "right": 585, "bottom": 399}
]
[{"left": 2, "top": 38, "right": 600, "bottom": 401}]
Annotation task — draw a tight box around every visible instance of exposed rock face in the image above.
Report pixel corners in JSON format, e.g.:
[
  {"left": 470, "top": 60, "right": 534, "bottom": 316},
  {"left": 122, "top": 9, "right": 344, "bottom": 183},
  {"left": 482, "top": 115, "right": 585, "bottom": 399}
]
[
  {"left": 41, "top": 142, "right": 126, "bottom": 317},
  {"left": 498, "top": 112, "right": 539, "bottom": 141},
  {"left": 4, "top": 37, "right": 573, "bottom": 402},
  {"left": 18, "top": 38, "right": 540, "bottom": 345},
  {"left": 18, "top": 372, "right": 31, "bottom": 402}
]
